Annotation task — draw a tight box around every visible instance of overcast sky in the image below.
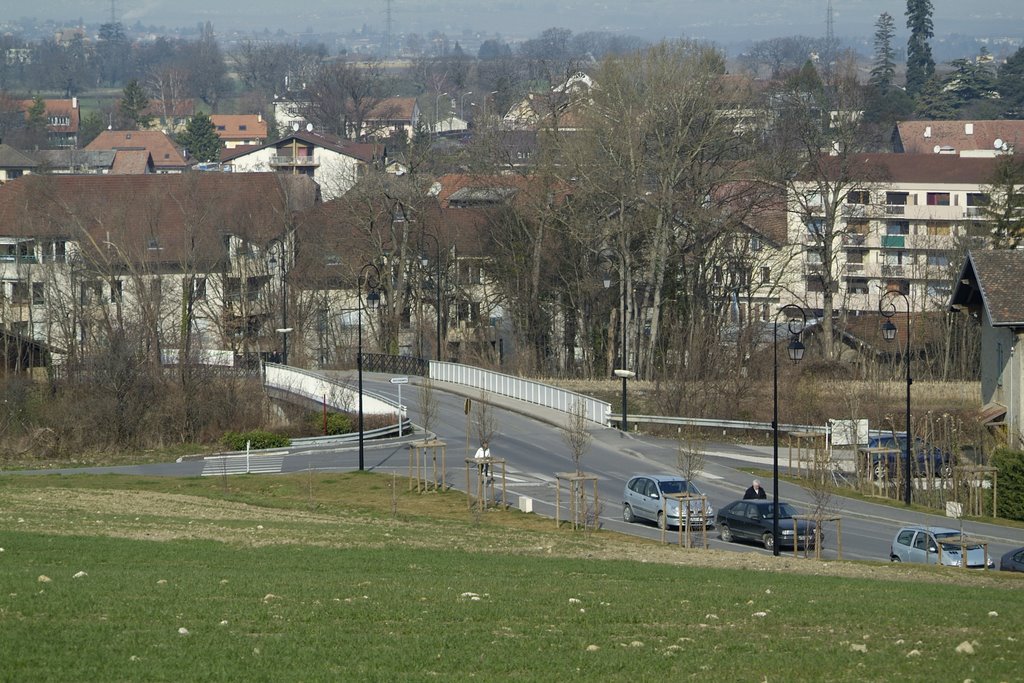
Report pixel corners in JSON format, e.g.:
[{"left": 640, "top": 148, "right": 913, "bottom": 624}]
[{"left": 3, "top": 0, "right": 1022, "bottom": 44}]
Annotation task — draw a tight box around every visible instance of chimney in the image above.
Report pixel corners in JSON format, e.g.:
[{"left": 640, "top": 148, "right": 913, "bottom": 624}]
[
  {"left": 258, "top": 112, "right": 262, "bottom": 123},
  {"left": 965, "top": 123, "right": 974, "bottom": 135},
  {"left": 72, "top": 97, "right": 78, "bottom": 109}
]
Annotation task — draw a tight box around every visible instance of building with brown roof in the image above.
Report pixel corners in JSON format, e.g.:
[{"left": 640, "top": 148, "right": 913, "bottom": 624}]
[
  {"left": 950, "top": 250, "right": 1024, "bottom": 447},
  {"left": 0, "top": 173, "right": 319, "bottom": 367},
  {"left": 85, "top": 130, "right": 188, "bottom": 173},
  {"left": 17, "top": 97, "right": 80, "bottom": 149},
  {"left": 892, "top": 120, "right": 1024, "bottom": 157},
  {"left": 222, "top": 129, "right": 384, "bottom": 200},
  {"left": 783, "top": 153, "right": 1001, "bottom": 317},
  {"left": 210, "top": 114, "right": 269, "bottom": 149},
  {"left": 142, "top": 99, "right": 195, "bottom": 134}
]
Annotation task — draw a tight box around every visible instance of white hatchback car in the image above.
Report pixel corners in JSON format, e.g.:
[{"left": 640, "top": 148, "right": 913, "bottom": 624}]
[
  {"left": 622, "top": 474, "right": 713, "bottom": 530},
  {"left": 890, "top": 526, "right": 994, "bottom": 569}
]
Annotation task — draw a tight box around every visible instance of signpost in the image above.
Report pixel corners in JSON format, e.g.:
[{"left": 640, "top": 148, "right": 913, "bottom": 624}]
[{"left": 390, "top": 377, "right": 409, "bottom": 436}]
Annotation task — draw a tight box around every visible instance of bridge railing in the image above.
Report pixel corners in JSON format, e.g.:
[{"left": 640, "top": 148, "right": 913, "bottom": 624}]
[
  {"left": 429, "top": 361, "right": 611, "bottom": 425},
  {"left": 263, "top": 363, "right": 397, "bottom": 415}
]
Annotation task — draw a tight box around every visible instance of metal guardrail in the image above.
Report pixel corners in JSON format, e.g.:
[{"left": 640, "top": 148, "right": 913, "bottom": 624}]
[
  {"left": 430, "top": 361, "right": 611, "bottom": 425},
  {"left": 201, "top": 453, "right": 285, "bottom": 476},
  {"left": 616, "top": 414, "right": 829, "bottom": 435}
]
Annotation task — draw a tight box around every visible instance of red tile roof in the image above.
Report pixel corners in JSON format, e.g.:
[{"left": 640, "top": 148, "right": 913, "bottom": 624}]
[
  {"left": 367, "top": 97, "right": 417, "bottom": 121},
  {"left": 210, "top": 114, "right": 269, "bottom": 141},
  {"left": 85, "top": 130, "right": 187, "bottom": 170},
  {"left": 895, "top": 120, "right": 1024, "bottom": 154},
  {"left": 18, "top": 98, "right": 80, "bottom": 133},
  {"left": 805, "top": 153, "right": 1002, "bottom": 184},
  {"left": 0, "top": 174, "right": 318, "bottom": 268}
]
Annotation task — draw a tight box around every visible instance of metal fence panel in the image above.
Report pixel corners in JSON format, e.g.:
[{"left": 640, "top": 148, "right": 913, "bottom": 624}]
[{"left": 429, "top": 361, "right": 611, "bottom": 425}]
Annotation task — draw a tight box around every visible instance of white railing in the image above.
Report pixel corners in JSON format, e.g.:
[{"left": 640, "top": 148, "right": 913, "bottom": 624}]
[
  {"left": 429, "top": 361, "right": 611, "bottom": 425},
  {"left": 263, "top": 363, "right": 396, "bottom": 416}
]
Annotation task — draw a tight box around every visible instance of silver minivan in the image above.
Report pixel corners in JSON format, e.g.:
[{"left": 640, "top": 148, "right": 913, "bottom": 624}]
[
  {"left": 622, "top": 474, "right": 713, "bottom": 529},
  {"left": 890, "top": 526, "right": 994, "bottom": 569}
]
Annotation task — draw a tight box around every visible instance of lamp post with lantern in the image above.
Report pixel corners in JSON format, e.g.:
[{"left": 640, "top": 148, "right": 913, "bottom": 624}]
[{"left": 772, "top": 304, "right": 806, "bottom": 556}]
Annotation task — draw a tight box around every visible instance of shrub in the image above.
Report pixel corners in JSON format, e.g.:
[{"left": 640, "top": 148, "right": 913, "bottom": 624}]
[
  {"left": 991, "top": 448, "right": 1024, "bottom": 521},
  {"left": 306, "top": 412, "right": 353, "bottom": 436},
  {"left": 220, "top": 430, "right": 290, "bottom": 451}
]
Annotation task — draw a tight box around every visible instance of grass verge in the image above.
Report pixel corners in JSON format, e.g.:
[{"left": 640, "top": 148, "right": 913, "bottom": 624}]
[{"left": 1, "top": 472, "right": 1022, "bottom": 681}]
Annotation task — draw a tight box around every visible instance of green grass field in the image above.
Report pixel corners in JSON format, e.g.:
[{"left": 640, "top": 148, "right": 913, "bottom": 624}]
[{"left": 2, "top": 473, "right": 1022, "bottom": 681}]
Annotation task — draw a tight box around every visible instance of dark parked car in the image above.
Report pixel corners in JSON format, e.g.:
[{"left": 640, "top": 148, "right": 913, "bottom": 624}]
[
  {"left": 715, "top": 499, "right": 818, "bottom": 551},
  {"left": 622, "top": 474, "right": 714, "bottom": 530},
  {"left": 1000, "top": 546, "right": 1024, "bottom": 572},
  {"left": 866, "top": 433, "right": 954, "bottom": 479}
]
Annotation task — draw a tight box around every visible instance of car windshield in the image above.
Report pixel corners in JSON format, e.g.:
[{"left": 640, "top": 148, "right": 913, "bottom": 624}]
[
  {"left": 658, "top": 480, "right": 698, "bottom": 495},
  {"left": 764, "top": 503, "right": 799, "bottom": 519},
  {"left": 934, "top": 532, "right": 981, "bottom": 551}
]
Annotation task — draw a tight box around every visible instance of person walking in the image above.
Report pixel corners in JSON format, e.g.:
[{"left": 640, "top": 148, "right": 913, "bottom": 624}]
[
  {"left": 474, "top": 440, "right": 491, "bottom": 482},
  {"left": 743, "top": 479, "right": 767, "bottom": 499}
]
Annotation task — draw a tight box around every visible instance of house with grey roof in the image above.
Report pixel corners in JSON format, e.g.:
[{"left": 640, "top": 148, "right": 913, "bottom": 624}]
[
  {"left": 0, "top": 143, "right": 37, "bottom": 183},
  {"left": 950, "top": 250, "right": 1024, "bottom": 448}
]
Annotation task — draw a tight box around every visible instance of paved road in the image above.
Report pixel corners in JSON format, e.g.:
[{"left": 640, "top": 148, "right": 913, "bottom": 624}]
[{"left": 12, "top": 372, "right": 1024, "bottom": 567}]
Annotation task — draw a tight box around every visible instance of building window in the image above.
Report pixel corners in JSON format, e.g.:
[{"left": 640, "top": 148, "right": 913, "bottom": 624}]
[
  {"left": 760, "top": 266, "right": 770, "bottom": 284},
  {"left": 750, "top": 237, "right": 762, "bottom": 252},
  {"left": 110, "top": 280, "right": 123, "bottom": 302},
  {"left": 848, "top": 278, "right": 869, "bottom": 294},
  {"left": 805, "top": 219, "right": 825, "bottom": 237},
  {"left": 926, "top": 222, "right": 951, "bottom": 236},
  {"left": 927, "top": 253, "right": 949, "bottom": 267},
  {"left": 190, "top": 277, "right": 207, "bottom": 301},
  {"left": 147, "top": 238, "right": 161, "bottom": 250},
  {"left": 997, "top": 343, "right": 1004, "bottom": 388},
  {"left": 926, "top": 284, "right": 951, "bottom": 300},
  {"left": 239, "top": 124, "right": 247, "bottom": 131},
  {"left": 886, "top": 221, "right": 909, "bottom": 235},
  {"left": 806, "top": 248, "right": 823, "bottom": 265},
  {"left": 966, "top": 192, "right": 989, "bottom": 207},
  {"left": 847, "top": 189, "right": 870, "bottom": 204},
  {"left": 926, "top": 192, "right": 950, "bottom": 206}
]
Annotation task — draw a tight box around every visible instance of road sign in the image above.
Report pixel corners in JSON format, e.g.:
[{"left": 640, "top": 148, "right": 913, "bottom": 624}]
[{"left": 390, "top": 376, "right": 409, "bottom": 384}]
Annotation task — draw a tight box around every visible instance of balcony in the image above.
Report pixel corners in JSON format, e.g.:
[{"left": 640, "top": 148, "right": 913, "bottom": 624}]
[
  {"left": 884, "top": 204, "right": 906, "bottom": 215},
  {"left": 881, "top": 264, "right": 905, "bottom": 277},
  {"left": 880, "top": 235, "right": 905, "bottom": 248},
  {"left": 841, "top": 204, "right": 868, "bottom": 217},
  {"left": 269, "top": 155, "right": 318, "bottom": 167},
  {"left": 844, "top": 233, "right": 866, "bottom": 246},
  {"left": 963, "top": 207, "right": 987, "bottom": 218},
  {"left": 845, "top": 263, "right": 864, "bottom": 273}
]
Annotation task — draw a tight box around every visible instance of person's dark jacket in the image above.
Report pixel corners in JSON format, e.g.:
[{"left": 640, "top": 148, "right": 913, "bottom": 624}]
[{"left": 743, "top": 485, "right": 767, "bottom": 500}]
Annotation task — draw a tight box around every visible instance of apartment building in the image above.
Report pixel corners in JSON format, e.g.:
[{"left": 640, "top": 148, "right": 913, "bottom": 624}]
[{"left": 784, "top": 153, "right": 1001, "bottom": 316}]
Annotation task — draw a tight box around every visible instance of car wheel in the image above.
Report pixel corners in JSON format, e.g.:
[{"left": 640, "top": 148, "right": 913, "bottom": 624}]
[
  {"left": 891, "top": 556, "right": 901, "bottom": 562},
  {"left": 719, "top": 524, "right": 733, "bottom": 543},
  {"left": 622, "top": 504, "right": 635, "bottom": 524},
  {"left": 762, "top": 532, "right": 774, "bottom": 551},
  {"left": 873, "top": 463, "right": 885, "bottom": 480}
]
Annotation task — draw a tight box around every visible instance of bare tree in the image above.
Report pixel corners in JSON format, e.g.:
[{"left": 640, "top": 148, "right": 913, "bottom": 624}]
[{"left": 561, "top": 399, "right": 592, "bottom": 476}]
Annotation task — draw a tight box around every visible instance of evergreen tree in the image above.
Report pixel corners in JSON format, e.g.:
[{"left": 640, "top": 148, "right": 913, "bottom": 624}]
[
  {"left": 177, "top": 111, "right": 221, "bottom": 162},
  {"left": 905, "top": 0, "right": 935, "bottom": 97},
  {"left": 869, "top": 12, "right": 897, "bottom": 91},
  {"left": 983, "top": 155, "right": 1024, "bottom": 249},
  {"left": 913, "top": 76, "right": 955, "bottom": 119},
  {"left": 119, "top": 79, "right": 152, "bottom": 129},
  {"left": 78, "top": 112, "right": 106, "bottom": 147},
  {"left": 998, "top": 46, "right": 1024, "bottom": 118},
  {"left": 25, "top": 94, "right": 47, "bottom": 133}
]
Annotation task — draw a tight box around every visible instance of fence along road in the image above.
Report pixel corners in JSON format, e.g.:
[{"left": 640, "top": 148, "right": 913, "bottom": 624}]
[{"left": 429, "top": 361, "right": 610, "bottom": 425}]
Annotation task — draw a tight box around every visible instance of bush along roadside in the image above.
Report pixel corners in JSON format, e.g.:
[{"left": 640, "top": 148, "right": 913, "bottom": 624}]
[{"left": 220, "top": 430, "right": 291, "bottom": 451}]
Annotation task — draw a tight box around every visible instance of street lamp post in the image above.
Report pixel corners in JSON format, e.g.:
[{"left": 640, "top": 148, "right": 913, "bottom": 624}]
[
  {"left": 357, "top": 263, "right": 382, "bottom": 472},
  {"left": 420, "top": 233, "right": 443, "bottom": 361},
  {"left": 434, "top": 92, "right": 448, "bottom": 133},
  {"left": 880, "top": 289, "right": 913, "bottom": 506},
  {"left": 267, "top": 239, "right": 291, "bottom": 365},
  {"left": 772, "top": 304, "right": 806, "bottom": 557},
  {"left": 460, "top": 91, "right": 473, "bottom": 121},
  {"left": 599, "top": 247, "right": 630, "bottom": 431}
]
